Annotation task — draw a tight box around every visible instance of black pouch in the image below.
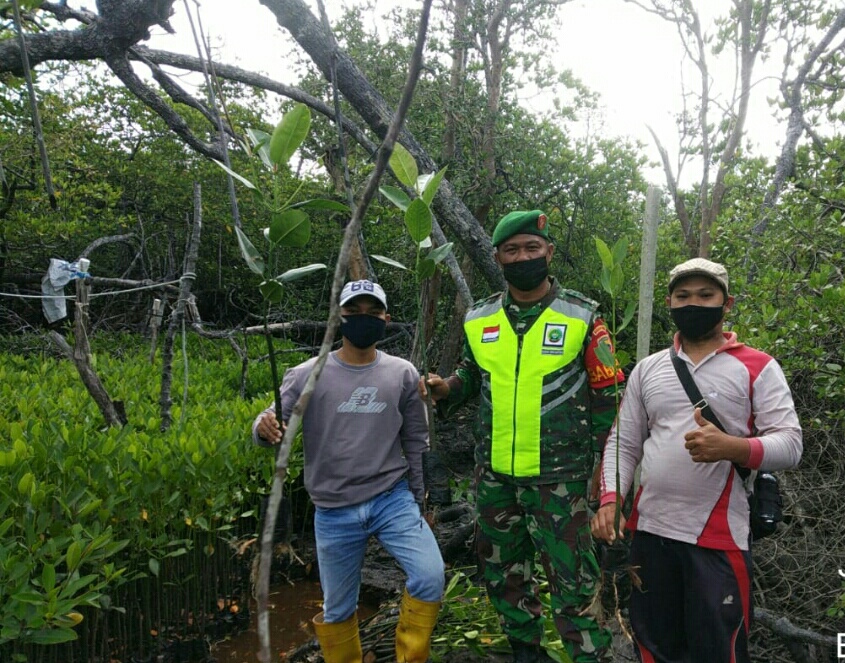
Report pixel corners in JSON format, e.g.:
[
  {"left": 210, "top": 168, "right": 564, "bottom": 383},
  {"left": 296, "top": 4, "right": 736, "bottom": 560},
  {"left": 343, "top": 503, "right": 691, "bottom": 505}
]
[{"left": 749, "top": 472, "right": 782, "bottom": 540}]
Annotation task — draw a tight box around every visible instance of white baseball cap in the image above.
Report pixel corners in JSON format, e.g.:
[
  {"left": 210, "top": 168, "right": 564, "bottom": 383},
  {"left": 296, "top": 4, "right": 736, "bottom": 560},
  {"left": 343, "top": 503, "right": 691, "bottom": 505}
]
[{"left": 339, "top": 280, "right": 388, "bottom": 310}]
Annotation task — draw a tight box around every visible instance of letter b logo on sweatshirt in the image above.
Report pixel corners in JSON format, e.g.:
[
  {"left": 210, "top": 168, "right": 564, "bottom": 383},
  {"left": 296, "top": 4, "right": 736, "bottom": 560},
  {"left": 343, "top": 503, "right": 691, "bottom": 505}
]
[{"left": 338, "top": 387, "right": 387, "bottom": 414}]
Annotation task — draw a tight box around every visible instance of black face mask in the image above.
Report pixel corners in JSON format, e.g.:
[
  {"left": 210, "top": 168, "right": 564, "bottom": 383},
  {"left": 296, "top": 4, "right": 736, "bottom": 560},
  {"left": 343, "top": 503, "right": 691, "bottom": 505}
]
[
  {"left": 671, "top": 305, "right": 724, "bottom": 340},
  {"left": 502, "top": 256, "right": 549, "bottom": 292},
  {"left": 340, "top": 314, "right": 386, "bottom": 349}
]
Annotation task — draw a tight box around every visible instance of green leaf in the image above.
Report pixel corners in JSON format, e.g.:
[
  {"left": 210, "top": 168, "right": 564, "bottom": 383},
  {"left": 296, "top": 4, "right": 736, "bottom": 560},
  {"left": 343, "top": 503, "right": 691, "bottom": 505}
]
[
  {"left": 610, "top": 264, "right": 624, "bottom": 294},
  {"left": 427, "top": 242, "right": 454, "bottom": 265},
  {"left": 212, "top": 160, "right": 256, "bottom": 190},
  {"left": 235, "top": 227, "right": 265, "bottom": 276},
  {"left": 416, "top": 172, "right": 434, "bottom": 193},
  {"left": 269, "top": 104, "right": 311, "bottom": 166},
  {"left": 379, "top": 185, "right": 411, "bottom": 211},
  {"left": 405, "top": 198, "right": 432, "bottom": 243},
  {"left": 594, "top": 237, "right": 613, "bottom": 269},
  {"left": 389, "top": 143, "right": 418, "bottom": 189},
  {"left": 0, "top": 450, "right": 16, "bottom": 467},
  {"left": 277, "top": 263, "right": 327, "bottom": 283},
  {"left": 612, "top": 236, "right": 629, "bottom": 267},
  {"left": 76, "top": 498, "right": 102, "bottom": 519},
  {"left": 66, "top": 541, "right": 82, "bottom": 573},
  {"left": 11, "top": 591, "right": 44, "bottom": 605},
  {"left": 246, "top": 128, "right": 273, "bottom": 170},
  {"left": 417, "top": 258, "right": 436, "bottom": 279},
  {"left": 0, "top": 517, "right": 14, "bottom": 538},
  {"left": 58, "top": 574, "right": 100, "bottom": 600},
  {"left": 617, "top": 300, "right": 637, "bottom": 334},
  {"left": 30, "top": 628, "right": 78, "bottom": 645},
  {"left": 269, "top": 210, "right": 311, "bottom": 247},
  {"left": 615, "top": 349, "right": 631, "bottom": 368},
  {"left": 259, "top": 279, "right": 284, "bottom": 304},
  {"left": 148, "top": 558, "right": 160, "bottom": 578},
  {"left": 42, "top": 564, "right": 56, "bottom": 592},
  {"left": 371, "top": 254, "right": 408, "bottom": 270},
  {"left": 594, "top": 342, "right": 615, "bottom": 369},
  {"left": 421, "top": 166, "right": 447, "bottom": 205},
  {"left": 599, "top": 268, "right": 612, "bottom": 296},
  {"left": 289, "top": 199, "right": 350, "bottom": 212},
  {"left": 17, "top": 472, "right": 33, "bottom": 496}
]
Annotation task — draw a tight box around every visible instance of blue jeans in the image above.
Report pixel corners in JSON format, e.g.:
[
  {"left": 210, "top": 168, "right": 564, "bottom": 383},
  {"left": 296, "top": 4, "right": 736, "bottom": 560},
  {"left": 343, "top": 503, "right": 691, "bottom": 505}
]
[{"left": 314, "top": 479, "right": 445, "bottom": 622}]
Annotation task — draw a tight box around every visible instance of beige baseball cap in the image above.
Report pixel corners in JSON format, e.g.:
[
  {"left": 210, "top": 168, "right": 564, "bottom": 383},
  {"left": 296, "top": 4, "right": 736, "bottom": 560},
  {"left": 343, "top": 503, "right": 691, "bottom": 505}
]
[{"left": 668, "top": 258, "right": 729, "bottom": 295}]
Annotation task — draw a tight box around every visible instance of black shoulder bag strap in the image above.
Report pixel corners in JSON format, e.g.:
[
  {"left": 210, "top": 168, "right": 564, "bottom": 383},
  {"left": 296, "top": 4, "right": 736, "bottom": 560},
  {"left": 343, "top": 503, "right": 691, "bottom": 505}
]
[{"left": 668, "top": 346, "right": 750, "bottom": 480}]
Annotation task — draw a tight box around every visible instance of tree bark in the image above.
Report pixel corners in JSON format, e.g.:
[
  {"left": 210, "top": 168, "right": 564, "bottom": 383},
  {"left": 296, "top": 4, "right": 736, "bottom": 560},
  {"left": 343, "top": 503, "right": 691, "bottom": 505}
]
[
  {"left": 49, "top": 331, "right": 125, "bottom": 427},
  {"left": 159, "top": 183, "right": 202, "bottom": 432},
  {"left": 258, "top": 0, "right": 505, "bottom": 291},
  {"left": 0, "top": 0, "right": 174, "bottom": 73}
]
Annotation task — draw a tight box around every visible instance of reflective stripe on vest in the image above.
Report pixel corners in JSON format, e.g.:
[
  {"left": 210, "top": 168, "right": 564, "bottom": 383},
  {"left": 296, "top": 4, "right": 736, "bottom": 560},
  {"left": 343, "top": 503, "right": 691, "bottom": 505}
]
[{"left": 465, "top": 296, "right": 591, "bottom": 476}]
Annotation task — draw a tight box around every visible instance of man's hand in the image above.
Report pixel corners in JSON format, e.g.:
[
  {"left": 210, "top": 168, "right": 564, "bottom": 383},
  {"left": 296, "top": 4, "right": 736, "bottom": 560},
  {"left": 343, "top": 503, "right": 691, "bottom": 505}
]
[
  {"left": 419, "top": 373, "right": 451, "bottom": 402},
  {"left": 256, "top": 412, "right": 285, "bottom": 445},
  {"left": 684, "top": 408, "right": 750, "bottom": 464},
  {"left": 590, "top": 502, "right": 627, "bottom": 544}
]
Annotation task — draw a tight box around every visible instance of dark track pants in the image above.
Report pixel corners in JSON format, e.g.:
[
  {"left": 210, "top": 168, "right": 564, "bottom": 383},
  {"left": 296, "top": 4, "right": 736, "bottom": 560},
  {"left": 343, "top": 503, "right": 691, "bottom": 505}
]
[{"left": 629, "top": 531, "right": 752, "bottom": 663}]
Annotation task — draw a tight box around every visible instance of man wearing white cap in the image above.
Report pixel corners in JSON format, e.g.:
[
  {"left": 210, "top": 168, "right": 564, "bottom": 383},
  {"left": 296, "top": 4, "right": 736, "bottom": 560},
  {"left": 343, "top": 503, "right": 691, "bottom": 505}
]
[
  {"left": 591, "top": 258, "right": 802, "bottom": 663},
  {"left": 253, "top": 280, "right": 444, "bottom": 663}
]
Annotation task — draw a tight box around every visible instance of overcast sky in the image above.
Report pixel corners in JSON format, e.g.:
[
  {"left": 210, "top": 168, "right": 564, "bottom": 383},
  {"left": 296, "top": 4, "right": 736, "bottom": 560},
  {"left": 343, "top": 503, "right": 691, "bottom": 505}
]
[{"left": 141, "top": 0, "right": 786, "bottom": 185}]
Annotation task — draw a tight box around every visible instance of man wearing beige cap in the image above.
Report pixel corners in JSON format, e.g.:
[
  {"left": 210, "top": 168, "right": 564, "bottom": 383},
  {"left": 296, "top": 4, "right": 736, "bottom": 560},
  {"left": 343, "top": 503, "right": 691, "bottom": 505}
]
[{"left": 591, "top": 258, "right": 803, "bottom": 663}]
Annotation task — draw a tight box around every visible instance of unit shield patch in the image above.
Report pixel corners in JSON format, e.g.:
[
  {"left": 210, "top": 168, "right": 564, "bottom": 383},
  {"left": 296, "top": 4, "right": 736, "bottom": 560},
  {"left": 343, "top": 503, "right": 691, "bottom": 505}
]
[{"left": 542, "top": 322, "right": 567, "bottom": 355}]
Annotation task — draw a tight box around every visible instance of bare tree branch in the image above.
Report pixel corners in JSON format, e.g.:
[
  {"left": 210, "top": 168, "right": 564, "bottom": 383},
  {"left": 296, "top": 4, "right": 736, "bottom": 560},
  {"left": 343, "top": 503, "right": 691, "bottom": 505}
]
[
  {"left": 647, "top": 125, "right": 696, "bottom": 255},
  {"left": 79, "top": 233, "right": 137, "bottom": 259},
  {"left": 754, "top": 7, "right": 845, "bottom": 235}
]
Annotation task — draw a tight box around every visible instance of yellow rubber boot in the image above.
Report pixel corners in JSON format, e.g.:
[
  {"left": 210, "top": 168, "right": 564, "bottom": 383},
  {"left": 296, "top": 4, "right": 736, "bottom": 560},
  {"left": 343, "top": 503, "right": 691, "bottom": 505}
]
[
  {"left": 395, "top": 588, "right": 441, "bottom": 662},
  {"left": 312, "top": 611, "right": 363, "bottom": 663}
]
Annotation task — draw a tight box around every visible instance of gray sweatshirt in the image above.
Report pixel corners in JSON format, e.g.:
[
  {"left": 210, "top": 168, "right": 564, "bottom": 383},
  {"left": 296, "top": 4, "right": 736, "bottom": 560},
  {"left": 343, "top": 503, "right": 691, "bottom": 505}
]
[{"left": 252, "top": 351, "right": 429, "bottom": 508}]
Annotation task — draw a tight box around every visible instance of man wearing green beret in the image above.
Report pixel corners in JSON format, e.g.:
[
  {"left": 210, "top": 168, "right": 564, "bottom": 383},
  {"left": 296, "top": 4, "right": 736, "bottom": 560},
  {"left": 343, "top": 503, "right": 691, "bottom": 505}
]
[{"left": 425, "top": 210, "right": 622, "bottom": 663}]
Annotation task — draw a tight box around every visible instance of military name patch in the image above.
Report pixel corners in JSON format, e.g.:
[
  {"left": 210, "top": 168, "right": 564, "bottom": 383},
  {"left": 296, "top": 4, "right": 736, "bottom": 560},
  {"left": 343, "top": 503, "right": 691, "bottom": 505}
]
[
  {"left": 481, "top": 325, "right": 500, "bottom": 343},
  {"left": 542, "top": 323, "right": 566, "bottom": 355}
]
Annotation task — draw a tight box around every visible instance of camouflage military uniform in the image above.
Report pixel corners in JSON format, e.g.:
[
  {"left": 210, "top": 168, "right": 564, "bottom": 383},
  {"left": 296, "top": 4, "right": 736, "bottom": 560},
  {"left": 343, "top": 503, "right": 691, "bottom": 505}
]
[{"left": 442, "top": 278, "right": 621, "bottom": 662}]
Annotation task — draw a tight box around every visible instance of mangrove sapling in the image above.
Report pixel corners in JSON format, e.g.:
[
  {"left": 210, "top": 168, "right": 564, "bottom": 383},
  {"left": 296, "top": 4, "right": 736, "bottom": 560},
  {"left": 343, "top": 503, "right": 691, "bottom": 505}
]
[
  {"left": 375, "top": 142, "right": 453, "bottom": 506},
  {"left": 215, "top": 103, "right": 345, "bottom": 423},
  {"left": 592, "top": 235, "right": 637, "bottom": 634}
]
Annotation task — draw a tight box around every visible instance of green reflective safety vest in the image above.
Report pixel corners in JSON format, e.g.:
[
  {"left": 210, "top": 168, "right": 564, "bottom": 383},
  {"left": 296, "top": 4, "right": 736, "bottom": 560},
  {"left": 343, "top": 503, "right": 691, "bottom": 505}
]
[{"left": 464, "top": 293, "right": 595, "bottom": 478}]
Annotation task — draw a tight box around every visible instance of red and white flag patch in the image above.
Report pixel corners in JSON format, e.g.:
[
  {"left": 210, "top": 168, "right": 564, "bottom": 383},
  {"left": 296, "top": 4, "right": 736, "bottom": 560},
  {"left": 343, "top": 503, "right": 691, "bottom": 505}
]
[{"left": 481, "top": 325, "right": 500, "bottom": 343}]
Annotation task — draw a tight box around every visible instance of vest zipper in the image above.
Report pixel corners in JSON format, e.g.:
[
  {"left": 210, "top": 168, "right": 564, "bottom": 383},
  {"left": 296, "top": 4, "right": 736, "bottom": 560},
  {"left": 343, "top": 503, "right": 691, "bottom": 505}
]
[{"left": 511, "top": 333, "right": 524, "bottom": 476}]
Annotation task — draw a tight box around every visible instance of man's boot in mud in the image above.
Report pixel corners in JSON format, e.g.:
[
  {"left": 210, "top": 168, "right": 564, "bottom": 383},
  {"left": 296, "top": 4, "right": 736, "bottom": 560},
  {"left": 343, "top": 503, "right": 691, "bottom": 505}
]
[
  {"left": 395, "top": 588, "right": 441, "bottom": 662},
  {"left": 312, "top": 611, "right": 362, "bottom": 663}
]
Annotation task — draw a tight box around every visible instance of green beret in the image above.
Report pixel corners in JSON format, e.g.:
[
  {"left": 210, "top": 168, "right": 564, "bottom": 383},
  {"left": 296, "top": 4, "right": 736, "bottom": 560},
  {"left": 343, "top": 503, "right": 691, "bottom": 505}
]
[{"left": 491, "top": 210, "right": 550, "bottom": 247}]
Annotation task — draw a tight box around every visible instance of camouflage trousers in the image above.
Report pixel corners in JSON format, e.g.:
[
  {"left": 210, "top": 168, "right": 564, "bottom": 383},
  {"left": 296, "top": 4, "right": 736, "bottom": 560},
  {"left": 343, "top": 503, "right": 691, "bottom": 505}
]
[{"left": 475, "top": 465, "right": 611, "bottom": 663}]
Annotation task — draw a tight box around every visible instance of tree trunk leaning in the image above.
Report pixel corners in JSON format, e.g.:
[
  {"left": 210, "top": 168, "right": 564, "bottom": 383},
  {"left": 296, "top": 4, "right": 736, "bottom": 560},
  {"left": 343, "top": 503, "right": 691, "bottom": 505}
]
[{"left": 159, "top": 183, "right": 203, "bottom": 432}]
